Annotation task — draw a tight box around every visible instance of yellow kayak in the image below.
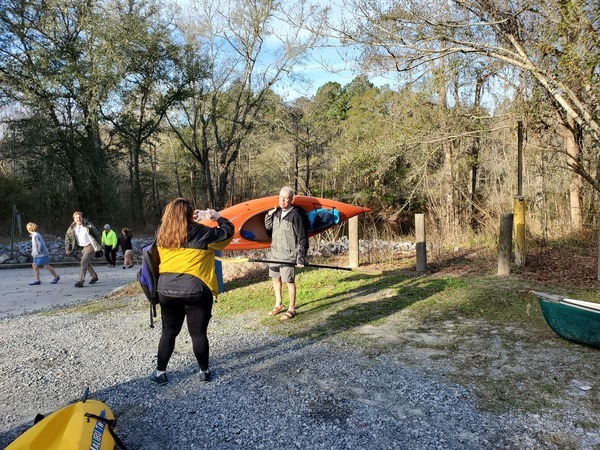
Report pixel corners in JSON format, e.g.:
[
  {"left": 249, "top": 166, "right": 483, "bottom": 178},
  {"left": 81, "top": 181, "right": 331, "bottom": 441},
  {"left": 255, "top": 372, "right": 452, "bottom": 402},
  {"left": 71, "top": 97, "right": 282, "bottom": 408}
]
[{"left": 6, "top": 398, "right": 119, "bottom": 450}]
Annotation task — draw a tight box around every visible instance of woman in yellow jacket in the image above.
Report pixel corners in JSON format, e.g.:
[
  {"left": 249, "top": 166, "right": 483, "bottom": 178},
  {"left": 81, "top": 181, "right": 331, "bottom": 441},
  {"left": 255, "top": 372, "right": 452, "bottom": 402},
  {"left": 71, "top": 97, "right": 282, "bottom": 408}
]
[{"left": 150, "top": 198, "right": 234, "bottom": 385}]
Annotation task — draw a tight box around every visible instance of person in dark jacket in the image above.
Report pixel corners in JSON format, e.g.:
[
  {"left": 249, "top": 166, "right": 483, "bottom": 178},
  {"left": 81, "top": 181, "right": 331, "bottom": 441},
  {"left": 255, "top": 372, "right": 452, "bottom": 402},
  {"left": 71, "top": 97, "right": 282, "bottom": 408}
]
[
  {"left": 264, "top": 186, "right": 309, "bottom": 321},
  {"left": 149, "top": 198, "right": 234, "bottom": 386},
  {"left": 65, "top": 211, "right": 102, "bottom": 288},
  {"left": 118, "top": 227, "right": 134, "bottom": 269}
]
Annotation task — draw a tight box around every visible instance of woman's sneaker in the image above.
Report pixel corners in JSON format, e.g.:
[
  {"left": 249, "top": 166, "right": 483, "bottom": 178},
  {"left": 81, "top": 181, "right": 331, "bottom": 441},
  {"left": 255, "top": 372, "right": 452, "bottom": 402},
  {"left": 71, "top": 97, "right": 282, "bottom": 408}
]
[
  {"left": 199, "top": 369, "right": 211, "bottom": 382},
  {"left": 51, "top": 276, "right": 60, "bottom": 284},
  {"left": 150, "top": 370, "right": 168, "bottom": 385}
]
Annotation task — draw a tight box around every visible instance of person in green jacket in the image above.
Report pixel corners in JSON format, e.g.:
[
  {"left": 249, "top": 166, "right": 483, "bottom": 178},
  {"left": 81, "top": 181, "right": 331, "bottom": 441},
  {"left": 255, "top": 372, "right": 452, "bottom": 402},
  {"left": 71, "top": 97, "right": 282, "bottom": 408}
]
[{"left": 101, "top": 224, "right": 118, "bottom": 267}]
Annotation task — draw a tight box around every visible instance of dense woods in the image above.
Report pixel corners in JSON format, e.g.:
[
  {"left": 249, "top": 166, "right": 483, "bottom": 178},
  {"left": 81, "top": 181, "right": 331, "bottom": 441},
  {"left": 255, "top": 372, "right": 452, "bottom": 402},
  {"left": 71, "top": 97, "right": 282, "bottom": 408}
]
[{"left": 0, "top": 0, "right": 598, "bottom": 245}]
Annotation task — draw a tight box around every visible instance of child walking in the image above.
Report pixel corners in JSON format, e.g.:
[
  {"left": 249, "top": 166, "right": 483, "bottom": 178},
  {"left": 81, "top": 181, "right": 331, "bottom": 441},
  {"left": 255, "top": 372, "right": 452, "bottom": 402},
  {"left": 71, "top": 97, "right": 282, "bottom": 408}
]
[{"left": 27, "top": 222, "right": 60, "bottom": 285}]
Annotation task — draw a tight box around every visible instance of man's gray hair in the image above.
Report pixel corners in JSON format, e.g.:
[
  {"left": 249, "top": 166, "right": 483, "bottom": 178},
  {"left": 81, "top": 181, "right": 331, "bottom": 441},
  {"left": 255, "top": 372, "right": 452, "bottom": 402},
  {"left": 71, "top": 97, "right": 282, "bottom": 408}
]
[{"left": 280, "top": 186, "right": 294, "bottom": 199}]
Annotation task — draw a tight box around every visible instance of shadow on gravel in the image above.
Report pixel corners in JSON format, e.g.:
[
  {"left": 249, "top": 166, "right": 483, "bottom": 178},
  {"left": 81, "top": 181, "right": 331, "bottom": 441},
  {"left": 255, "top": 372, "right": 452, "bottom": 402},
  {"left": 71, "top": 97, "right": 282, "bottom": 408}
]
[
  {"left": 293, "top": 273, "right": 453, "bottom": 340},
  {"left": 0, "top": 338, "right": 321, "bottom": 449}
]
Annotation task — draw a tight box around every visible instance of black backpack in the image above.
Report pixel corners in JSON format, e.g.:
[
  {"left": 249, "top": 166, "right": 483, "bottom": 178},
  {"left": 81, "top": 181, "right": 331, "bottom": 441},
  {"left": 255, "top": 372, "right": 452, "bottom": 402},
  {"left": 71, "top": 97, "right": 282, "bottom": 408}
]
[{"left": 137, "top": 239, "right": 160, "bottom": 327}]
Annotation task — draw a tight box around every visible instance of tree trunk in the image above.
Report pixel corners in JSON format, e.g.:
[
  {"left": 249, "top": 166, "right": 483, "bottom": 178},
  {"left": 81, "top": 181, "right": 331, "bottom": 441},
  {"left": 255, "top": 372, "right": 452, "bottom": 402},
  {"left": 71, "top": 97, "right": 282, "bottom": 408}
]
[
  {"left": 131, "top": 142, "right": 144, "bottom": 225},
  {"left": 443, "top": 141, "right": 455, "bottom": 233},
  {"left": 565, "top": 116, "right": 582, "bottom": 230},
  {"left": 469, "top": 72, "right": 485, "bottom": 230},
  {"left": 305, "top": 147, "right": 311, "bottom": 194}
]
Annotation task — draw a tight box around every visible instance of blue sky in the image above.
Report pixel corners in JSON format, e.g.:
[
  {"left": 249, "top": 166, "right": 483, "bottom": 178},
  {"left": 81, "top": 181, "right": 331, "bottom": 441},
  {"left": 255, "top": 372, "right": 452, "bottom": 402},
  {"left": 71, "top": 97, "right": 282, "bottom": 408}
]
[
  {"left": 174, "top": 0, "right": 396, "bottom": 101},
  {"left": 273, "top": 46, "right": 397, "bottom": 100}
]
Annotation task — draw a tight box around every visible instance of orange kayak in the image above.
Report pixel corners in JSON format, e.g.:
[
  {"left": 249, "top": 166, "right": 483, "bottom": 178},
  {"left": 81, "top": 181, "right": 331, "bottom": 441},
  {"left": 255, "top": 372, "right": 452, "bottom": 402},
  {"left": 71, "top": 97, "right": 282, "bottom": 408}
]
[{"left": 204, "top": 196, "right": 370, "bottom": 251}]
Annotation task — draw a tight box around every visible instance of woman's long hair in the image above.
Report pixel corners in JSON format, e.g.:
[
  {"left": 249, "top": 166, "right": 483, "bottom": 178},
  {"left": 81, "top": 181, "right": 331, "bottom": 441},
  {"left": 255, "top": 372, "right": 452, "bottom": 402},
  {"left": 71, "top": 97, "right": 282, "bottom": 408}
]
[{"left": 157, "top": 198, "right": 194, "bottom": 248}]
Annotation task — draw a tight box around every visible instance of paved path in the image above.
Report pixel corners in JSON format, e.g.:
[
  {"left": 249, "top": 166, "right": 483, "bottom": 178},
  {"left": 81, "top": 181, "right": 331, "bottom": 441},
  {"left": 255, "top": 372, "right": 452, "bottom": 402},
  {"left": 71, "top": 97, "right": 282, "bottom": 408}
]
[{"left": 0, "top": 264, "right": 138, "bottom": 318}]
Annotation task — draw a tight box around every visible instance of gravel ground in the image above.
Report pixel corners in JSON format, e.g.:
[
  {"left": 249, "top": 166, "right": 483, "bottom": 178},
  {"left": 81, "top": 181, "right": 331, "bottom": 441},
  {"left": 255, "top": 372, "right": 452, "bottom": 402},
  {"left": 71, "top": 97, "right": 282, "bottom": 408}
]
[{"left": 0, "top": 292, "right": 597, "bottom": 449}]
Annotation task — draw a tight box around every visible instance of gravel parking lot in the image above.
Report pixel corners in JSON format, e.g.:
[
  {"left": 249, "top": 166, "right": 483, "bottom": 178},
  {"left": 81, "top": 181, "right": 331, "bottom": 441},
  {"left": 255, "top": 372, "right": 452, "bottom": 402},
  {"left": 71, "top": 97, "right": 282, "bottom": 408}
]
[{"left": 1, "top": 285, "right": 598, "bottom": 449}]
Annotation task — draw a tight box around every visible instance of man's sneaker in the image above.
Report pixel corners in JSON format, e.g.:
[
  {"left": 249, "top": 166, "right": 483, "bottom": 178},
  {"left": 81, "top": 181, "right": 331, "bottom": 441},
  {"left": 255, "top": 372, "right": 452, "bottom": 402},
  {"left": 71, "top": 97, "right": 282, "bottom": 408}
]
[
  {"left": 89, "top": 277, "right": 98, "bottom": 284},
  {"left": 51, "top": 276, "right": 60, "bottom": 284},
  {"left": 150, "top": 370, "right": 168, "bottom": 386},
  {"left": 74, "top": 281, "right": 84, "bottom": 288},
  {"left": 199, "top": 369, "right": 211, "bottom": 382},
  {"left": 29, "top": 281, "right": 41, "bottom": 285}
]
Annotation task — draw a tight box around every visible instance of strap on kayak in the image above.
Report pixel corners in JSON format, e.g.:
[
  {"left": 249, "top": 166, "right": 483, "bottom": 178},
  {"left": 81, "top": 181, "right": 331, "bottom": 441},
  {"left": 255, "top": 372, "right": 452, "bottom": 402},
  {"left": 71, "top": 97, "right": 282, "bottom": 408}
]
[{"left": 85, "top": 413, "right": 127, "bottom": 450}]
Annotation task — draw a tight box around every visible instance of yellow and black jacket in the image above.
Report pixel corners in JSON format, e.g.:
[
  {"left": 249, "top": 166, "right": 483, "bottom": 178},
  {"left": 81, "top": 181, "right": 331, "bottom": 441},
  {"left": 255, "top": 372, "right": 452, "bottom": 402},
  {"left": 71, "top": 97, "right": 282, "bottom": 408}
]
[{"left": 157, "top": 218, "right": 234, "bottom": 297}]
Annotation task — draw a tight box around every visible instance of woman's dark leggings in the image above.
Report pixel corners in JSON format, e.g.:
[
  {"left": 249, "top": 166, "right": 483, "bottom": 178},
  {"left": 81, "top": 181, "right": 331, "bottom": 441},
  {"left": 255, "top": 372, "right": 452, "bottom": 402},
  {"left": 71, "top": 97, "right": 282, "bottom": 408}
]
[
  {"left": 156, "top": 293, "right": 213, "bottom": 371},
  {"left": 103, "top": 245, "right": 116, "bottom": 265}
]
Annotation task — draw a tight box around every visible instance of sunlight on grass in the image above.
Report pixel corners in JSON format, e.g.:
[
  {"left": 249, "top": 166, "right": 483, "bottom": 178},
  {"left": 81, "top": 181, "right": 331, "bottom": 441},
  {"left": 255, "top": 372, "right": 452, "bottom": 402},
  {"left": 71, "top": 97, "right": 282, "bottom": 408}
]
[{"left": 216, "top": 267, "right": 550, "bottom": 337}]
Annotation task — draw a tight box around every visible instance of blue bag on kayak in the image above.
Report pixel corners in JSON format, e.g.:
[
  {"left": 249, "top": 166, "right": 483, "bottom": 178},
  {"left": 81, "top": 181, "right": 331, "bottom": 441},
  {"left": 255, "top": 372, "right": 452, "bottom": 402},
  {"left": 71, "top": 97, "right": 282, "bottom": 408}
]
[{"left": 307, "top": 208, "right": 340, "bottom": 232}]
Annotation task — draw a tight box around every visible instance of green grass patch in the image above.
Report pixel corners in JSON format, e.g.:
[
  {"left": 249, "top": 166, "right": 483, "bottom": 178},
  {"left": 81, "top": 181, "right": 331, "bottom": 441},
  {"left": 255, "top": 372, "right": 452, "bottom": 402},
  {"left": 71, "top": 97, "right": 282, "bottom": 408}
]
[
  {"left": 215, "top": 267, "right": 600, "bottom": 415},
  {"left": 217, "top": 268, "right": 550, "bottom": 338}
]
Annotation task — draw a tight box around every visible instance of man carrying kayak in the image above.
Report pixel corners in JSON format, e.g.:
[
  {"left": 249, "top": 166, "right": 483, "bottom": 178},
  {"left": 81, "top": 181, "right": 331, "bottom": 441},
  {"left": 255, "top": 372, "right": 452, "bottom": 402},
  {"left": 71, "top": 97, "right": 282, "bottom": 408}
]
[{"left": 264, "top": 186, "right": 309, "bottom": 321}]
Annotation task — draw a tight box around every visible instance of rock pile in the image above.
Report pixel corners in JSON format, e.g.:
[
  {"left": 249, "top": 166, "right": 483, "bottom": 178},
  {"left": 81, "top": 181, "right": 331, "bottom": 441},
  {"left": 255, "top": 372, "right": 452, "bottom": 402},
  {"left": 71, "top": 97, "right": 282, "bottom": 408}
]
[
  {"left": 0, "top": 235, "right": 154, "bottom": 265},
  {"left": 0, "top": 234, "right": 415, "bottom": 265},
  {"left": 310, "top": 236, "right": 415, "bottom": 257}
]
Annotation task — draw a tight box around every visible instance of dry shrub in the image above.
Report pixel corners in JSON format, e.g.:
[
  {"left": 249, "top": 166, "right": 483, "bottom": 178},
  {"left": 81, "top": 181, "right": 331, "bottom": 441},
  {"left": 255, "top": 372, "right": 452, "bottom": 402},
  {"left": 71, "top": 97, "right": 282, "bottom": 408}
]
[
  {"left": 222, "top": 261, "right": 266, "bottom": 282},
  {"left": 219, "top": 250, "right": 270, "bottom": 283}
]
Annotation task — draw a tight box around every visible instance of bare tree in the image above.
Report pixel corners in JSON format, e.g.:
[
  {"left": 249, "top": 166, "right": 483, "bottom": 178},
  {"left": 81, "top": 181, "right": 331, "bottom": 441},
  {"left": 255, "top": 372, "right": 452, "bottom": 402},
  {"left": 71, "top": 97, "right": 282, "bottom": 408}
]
[
  {"left": 312, "top": 0, "right": 599, "bottom": 232},
  {"left": 101, "top": 0, "right": 199, "bottom": 224},
  {"left": 325, "top": 0, "right": 599, "bottom": 141},
  {"left": 168, "top": 0, "right": 318, "bottom": 208}
]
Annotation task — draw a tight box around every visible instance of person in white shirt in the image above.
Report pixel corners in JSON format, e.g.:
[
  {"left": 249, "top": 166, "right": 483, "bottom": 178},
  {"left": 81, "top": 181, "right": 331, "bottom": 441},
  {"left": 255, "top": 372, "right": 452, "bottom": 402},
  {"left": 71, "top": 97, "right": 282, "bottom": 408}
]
[{"left": 65, "top": 211, "right": 102, "bottom": 288}]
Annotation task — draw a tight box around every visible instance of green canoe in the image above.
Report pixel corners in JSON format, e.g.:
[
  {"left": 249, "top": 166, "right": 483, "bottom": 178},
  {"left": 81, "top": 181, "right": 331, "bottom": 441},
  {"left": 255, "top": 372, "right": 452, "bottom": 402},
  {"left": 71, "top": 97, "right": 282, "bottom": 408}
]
[{"left": 532, "top": 291, "right": 600, "bottom": 348}]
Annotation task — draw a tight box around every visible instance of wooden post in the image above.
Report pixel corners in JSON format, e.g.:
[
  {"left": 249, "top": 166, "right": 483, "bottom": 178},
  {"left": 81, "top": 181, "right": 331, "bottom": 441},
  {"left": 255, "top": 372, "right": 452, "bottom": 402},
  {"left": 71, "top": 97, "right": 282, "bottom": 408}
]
[
  {"left": 498, "top": 213, "right": 513, "bottom": 276},
  {"left": 349, "top": 215, "right": 359, "bottom": 268},
  {"left": 514, "top": 196, "right": 525, "bottom": 267},
  {"left": 415, "top": 213, "right": 427, "bottom": 272}
]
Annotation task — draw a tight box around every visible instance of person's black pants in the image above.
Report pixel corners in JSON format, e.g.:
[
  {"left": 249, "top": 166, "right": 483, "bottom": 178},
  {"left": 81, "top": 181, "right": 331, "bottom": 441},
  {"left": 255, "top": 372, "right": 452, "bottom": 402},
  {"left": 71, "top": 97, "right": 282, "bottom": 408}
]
[
  {"left": 156, "top": 292, "right": 213, "bottom": 371},
  {"left": 103, "top": 245, "right": 116, "bottom": 266}
]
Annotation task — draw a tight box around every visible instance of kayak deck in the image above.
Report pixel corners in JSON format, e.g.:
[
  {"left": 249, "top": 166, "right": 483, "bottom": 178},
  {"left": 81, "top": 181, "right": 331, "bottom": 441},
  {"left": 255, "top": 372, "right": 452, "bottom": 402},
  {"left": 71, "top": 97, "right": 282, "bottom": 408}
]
[{"left": 6, "top": 399, "right": 117, "bottom": 450}]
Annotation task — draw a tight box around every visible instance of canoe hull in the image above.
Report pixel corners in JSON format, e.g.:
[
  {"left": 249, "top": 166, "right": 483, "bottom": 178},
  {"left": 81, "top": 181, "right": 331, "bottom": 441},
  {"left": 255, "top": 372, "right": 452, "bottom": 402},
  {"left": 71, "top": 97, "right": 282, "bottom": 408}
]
[
  {"left": 6, "top": 399, "right": 116, "bottom": 450},
  {"left": 206, "top": 196, "right": 370, "bottom": 251},
  {"left": 533, "top": 292, "right": 600, "bottom": 348}
]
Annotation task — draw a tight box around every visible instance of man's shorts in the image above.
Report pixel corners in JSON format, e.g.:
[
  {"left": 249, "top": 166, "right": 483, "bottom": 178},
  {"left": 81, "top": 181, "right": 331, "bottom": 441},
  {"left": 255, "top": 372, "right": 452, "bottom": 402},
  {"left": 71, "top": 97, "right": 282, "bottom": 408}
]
[
  {"left": 33, "top": 256, "right": 49, "bottom": 266},
  {"left": 269, "top": 263, "right": 295, "bottom": 283}
]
